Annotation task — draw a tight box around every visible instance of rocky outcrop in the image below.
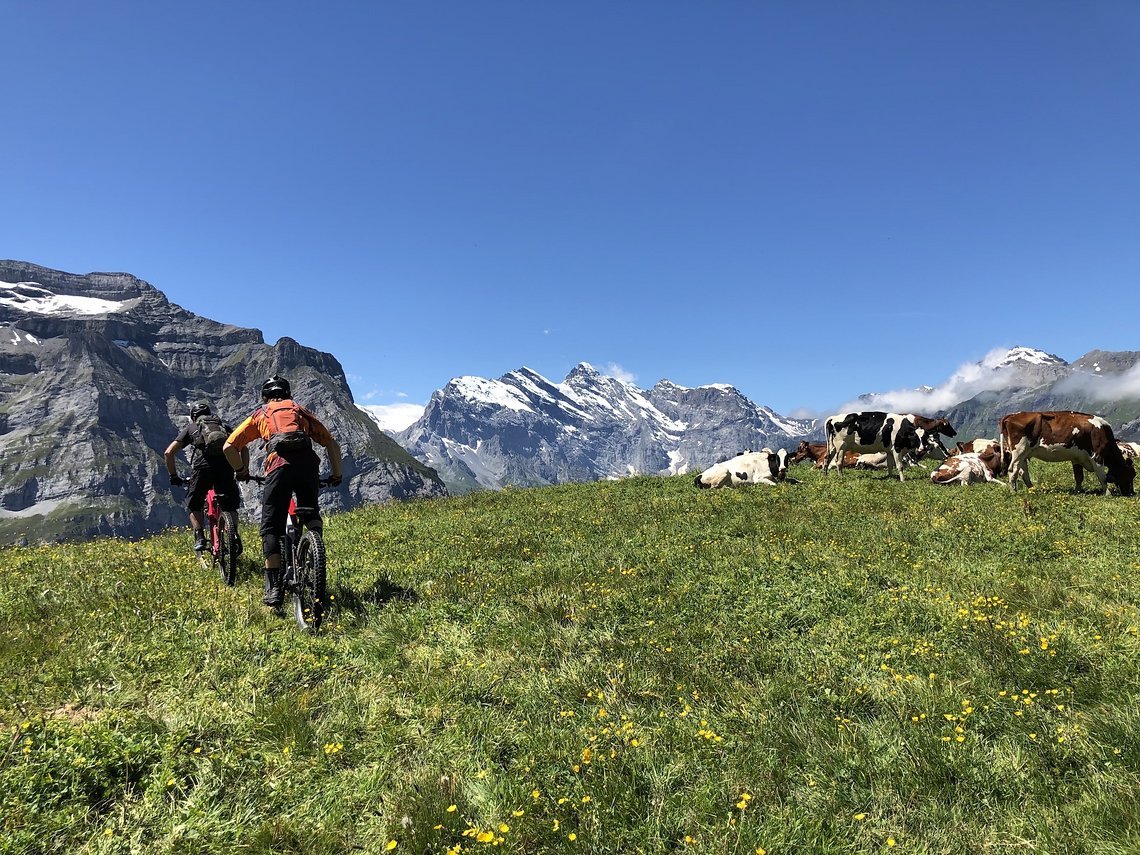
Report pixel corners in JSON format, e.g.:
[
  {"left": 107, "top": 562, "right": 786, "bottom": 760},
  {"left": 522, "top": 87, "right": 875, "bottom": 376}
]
[{"left": 0, "top": 261, "right": 446, "bottom": 543}]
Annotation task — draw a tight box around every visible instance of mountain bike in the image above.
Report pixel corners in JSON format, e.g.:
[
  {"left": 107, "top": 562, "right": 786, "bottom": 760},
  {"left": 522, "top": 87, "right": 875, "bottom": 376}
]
[
  {"left": 201, "top": 484, "right": 242, "bottom": 586},
  {"left": 251, "top": 476, "right": 332, "bottom": 633},
  {"left": 173, "top": 473, "right": 242, "bottom": 585}
]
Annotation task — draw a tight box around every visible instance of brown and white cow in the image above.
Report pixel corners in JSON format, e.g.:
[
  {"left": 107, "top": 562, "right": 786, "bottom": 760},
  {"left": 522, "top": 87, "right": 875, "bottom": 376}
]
[
  {"left": 1117, "top": 440, "right": 1140, "bottom": 461},
  {"left": 694, "top": 448, "right": 791, "bottom": 488},
  {"left": 930, "top": 447, "right": 1006, "bottom": 485},
  {"left": 822, "top": 412, "right": 953, "bottom": 482},
  {"left": 792, "top": 441, "right": 859, "bottom": 469},
  {"left": 999, "top": 411, "right": 1135, "bottom": 496},
  {"left": 853, "top": 451, "right": 921, "bottom": 470},
  {"left": 955, "top": 438, "right": 1000, "bottom": 456}
]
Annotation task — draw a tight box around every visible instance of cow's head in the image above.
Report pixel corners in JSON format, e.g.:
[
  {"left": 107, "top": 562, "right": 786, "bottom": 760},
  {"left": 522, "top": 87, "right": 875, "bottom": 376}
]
[
  {"left": 926, "top": 417, "right": 957, "bottom": 438},
  {"left": 1107, "top": 457, "right": 1136, "bottom": 497},
  {"left": 791, "top": 440, "right": 814, "bottom": 464},
  {"left": 913, "top": 428, "right": 949, "bottom": 461},
  {"left": 772, "top": 448, "right": 790, "bottom": 481}
]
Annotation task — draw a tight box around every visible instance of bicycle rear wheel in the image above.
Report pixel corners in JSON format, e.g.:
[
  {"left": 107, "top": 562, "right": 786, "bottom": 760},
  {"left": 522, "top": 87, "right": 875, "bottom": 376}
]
[
  {"left": 217, "top": 511, "right": 240, "bottom": 587},
  {"left": 293, "top": 529, "right": 327, "bottom": 633}
]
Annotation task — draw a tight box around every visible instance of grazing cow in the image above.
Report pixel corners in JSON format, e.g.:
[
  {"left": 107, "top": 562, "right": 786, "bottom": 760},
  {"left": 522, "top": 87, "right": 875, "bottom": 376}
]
[
  {"left": 930, "top": 447, "right": 1006, "bottom": 485},
  {"left": 999, "top": 411, "right": 1135, "bottom": 496},
  {"left": 694, "top": 448, "right": 790, "bottom": 488},
  {"left": 823, "top": 412, "right": 954, "bottom": 482}
]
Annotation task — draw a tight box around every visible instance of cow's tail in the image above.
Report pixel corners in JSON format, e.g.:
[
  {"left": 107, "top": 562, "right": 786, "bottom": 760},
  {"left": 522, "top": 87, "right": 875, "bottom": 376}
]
[{"left": 998, "top": 417, "right": 1007, "bottom": 477}]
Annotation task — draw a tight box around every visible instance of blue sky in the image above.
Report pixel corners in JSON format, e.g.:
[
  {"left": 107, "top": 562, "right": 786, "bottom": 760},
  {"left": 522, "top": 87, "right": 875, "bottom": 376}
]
[{"left": 5, "top": 2, "right": 1139, "bottom": 426}]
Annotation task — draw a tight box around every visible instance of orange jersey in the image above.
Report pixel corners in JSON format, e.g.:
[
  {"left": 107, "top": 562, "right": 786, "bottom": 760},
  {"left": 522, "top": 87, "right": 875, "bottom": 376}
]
[{"left": 227, "top": 402, "right": 335, "bottom": 474}]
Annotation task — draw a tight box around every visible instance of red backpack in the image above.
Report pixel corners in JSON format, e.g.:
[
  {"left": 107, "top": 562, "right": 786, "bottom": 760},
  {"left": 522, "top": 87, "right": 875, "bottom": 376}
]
[{"left": 264, "top": 399, "right": 312, "bottom": 453}]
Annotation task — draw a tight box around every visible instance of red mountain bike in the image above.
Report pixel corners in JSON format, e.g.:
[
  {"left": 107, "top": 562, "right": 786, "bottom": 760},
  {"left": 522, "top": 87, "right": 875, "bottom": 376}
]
[{"left": 201, "top": 485, "right": 242, "bottom": 586}]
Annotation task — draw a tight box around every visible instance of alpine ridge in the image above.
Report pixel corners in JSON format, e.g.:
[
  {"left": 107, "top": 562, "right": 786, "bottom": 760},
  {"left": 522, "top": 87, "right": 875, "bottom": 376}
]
[{"left": 394, "top": 362, "right": 815, "bottom": 492}]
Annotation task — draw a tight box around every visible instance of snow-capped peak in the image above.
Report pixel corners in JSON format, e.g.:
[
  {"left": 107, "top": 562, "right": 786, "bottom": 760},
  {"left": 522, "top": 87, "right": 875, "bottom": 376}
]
[
  {"left": 448, "top": 375, "right": 535, "bottom": 413},
  {"left": 1, "top": 280, "right": 128, "bottom": 316},
  {"left": 985, "top": 346, "right": 1067, "bottom": 370}
]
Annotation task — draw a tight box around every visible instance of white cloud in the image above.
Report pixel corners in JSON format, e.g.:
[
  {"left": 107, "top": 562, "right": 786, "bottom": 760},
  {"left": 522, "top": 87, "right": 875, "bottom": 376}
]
[
  {"left": 1054, "top": 362, "right": 1140, "bottom": 400},
  {"left": 788, "top": 406, "right": 822, "bottom": 420},
  {"left": 359, "top": 403, "right": 425, "bottom": 433},
  {"left": 839, "top": 347, "right": 1046, "bottom": 414},
  {"left": 602, "top": 362, "right": 637, "bottom": 384}
]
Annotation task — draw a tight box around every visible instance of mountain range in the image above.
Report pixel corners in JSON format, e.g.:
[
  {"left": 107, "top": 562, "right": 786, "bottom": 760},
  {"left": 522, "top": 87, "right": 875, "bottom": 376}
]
[
  {"left": 6, "top": 260, "right": 1139, "bottom": 543},
  {"left": 0, "top": 261, "right": 446, "bottom": 544},
  {"left": 387, "top": 347, "right": 1140, "bottom": 493}
]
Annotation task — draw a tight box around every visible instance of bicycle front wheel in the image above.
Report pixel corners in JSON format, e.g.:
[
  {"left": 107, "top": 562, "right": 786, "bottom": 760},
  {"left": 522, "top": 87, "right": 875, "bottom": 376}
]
[
  {"left": 217, "top": 511, "right": 240, "bottom": 587},
  {"left": 293, "top": 529, "right": 327, "bottom": 633}
]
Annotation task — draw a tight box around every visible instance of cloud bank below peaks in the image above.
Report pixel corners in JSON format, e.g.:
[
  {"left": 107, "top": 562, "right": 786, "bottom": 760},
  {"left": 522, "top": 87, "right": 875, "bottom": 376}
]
[{"left": 841, "top": 347, "right": 1067, "bottom": 415}]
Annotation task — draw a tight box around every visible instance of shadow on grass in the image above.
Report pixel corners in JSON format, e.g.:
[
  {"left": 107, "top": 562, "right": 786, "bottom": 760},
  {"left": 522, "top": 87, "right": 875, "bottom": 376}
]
[{"left": 334, "top": 576, "right": 419, "bottom": 616}]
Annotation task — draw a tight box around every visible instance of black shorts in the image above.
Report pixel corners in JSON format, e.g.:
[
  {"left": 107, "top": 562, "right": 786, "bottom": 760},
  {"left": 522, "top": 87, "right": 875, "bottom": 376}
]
[
  {"left": 185, "top": 462, "right": 240, "bottom": 513},
  {"left": 259, "top": 461, "right": 321, "bottom": 548}
]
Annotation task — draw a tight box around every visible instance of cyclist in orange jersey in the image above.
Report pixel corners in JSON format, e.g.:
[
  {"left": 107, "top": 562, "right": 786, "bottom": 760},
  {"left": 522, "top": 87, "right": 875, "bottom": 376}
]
[{"left": 223, "top": 375, "right": 343, "bottom": 608}]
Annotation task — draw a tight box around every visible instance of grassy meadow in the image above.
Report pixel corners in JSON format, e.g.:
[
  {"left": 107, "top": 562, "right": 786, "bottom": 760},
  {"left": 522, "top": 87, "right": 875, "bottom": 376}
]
[{"left": 2, "top": 461, "right": 1140, "bottom": 854}]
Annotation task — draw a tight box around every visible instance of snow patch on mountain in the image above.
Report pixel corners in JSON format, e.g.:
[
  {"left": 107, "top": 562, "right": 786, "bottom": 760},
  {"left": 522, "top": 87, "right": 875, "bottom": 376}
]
[{"left": 1, "top": 281, "right": 128, "bottom": 316}]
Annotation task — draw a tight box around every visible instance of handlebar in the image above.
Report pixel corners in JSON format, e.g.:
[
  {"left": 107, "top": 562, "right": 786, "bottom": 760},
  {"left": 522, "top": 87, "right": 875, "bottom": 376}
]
[{"left": 243, "top": 475, "right": 339, "bottom": 487}]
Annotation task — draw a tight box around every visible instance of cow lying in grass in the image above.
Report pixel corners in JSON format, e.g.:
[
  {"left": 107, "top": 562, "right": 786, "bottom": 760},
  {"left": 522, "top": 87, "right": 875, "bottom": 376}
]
[
  {"left": 930, "top": 447, "right": 1007, "bottom": 485},
  {"left": 792, "top": 441, "right": 921, "bottom": 472},
  {"left": 694, "top": 448, "right": 792, "bottom": 488}
]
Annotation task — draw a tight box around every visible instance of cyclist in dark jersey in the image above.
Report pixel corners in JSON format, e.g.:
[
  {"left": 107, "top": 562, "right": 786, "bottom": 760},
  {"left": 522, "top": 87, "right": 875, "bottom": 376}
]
[
  {"left": 164, "top": 400, "right": 248, "bottom": 553},
  {"left": 223, "top": 376, "right": 343, "bottom": 608}
]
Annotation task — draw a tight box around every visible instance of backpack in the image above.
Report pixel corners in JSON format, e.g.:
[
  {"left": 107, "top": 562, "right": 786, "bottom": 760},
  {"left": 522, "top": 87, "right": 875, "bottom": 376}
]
[
  {"left": 192, "top": 414, "right": 229, "bottom": 457},
  {"left": 264, "top": 399, "right": 313, "bottom": 453}
]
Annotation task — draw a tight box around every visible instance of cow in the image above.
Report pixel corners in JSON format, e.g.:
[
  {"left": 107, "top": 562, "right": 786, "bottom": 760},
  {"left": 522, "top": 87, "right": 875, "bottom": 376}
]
[
  {"left": 822, "top": 412, "right": 954, "bottom": 482},
  {"left": 854, "top": 451, "right": 921, "bottom": 470},
  {"left": 792, "top": 441, "right": 860, "bottom": 469},
  {"left": 955, "top": 438, "right": 1000, "bottom": 455},
  {"left": 1117, "top": 440, "right": 1140, "bottom": 461},
  {"left": 694, "top": 448, "right": 790, "bottom": 488},
  {"left": 999, "top": 411, "right": 1135, "bottom": 496},
  {"left": 911, "top": 416, "right": 958, "bottom": 452},
  {"left": 930, "top": 447, "right": 1006, "bottom": 485}
]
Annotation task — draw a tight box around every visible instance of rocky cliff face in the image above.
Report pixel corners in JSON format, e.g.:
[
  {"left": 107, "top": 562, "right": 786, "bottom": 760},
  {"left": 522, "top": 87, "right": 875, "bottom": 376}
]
[
  {"left": 0, "top": 261, "right": 446, "bottom": 544},
  {"left": 394, "top": 363, "right": 815, "bottom": 492}
]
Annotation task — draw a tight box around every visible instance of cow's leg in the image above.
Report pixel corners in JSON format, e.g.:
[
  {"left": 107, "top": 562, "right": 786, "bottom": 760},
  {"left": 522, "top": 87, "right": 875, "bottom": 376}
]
[
  {"left": 823, "top": 441, "right": 839, "bottom": 475},
  {"left": 1072, "top": 462, "right": 1085, "bottom": 492},
  {"left": 1006, "top": 445, "right": 1031, "bottom": 491},
  {"left": 890, "top": 450, "right": 905, "bottom": 482}
]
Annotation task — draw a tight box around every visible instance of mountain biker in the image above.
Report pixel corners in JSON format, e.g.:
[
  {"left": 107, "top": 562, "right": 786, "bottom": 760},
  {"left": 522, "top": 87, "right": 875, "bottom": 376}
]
[
  {"left": 165, "top": 400, "right": 248, "bottom": 553},
  {"left": 223, "top": 375, "right": 343, "bottom": 609}
]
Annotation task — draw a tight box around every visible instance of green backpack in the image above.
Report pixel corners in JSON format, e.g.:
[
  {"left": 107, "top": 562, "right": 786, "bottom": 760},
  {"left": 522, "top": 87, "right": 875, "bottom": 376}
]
[{"left": 193, "top": 414, "right": 229, "bottom": 457}]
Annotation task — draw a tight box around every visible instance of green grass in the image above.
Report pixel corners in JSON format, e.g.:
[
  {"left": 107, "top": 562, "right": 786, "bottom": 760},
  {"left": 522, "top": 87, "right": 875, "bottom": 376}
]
[{"left": 2, "top": 462, "right": 1139, "bottom": 854}]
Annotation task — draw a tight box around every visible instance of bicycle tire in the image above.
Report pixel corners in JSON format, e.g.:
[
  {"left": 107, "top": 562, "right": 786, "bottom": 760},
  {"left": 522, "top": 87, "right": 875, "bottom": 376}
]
[
  {"left": 293, "top": 529, "right": 327, "bottom": 633},
  {"left": 218, "top": 511, "right": 240, "bottom": 587}
]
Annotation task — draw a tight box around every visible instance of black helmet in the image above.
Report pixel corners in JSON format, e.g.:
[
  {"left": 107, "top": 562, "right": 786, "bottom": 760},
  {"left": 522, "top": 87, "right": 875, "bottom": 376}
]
[
  {"left": 261, "top": 375, "right": 291, "bottom": 401},
  {"left": 190, "top": 400, "right": 212, "bottom": 419}
]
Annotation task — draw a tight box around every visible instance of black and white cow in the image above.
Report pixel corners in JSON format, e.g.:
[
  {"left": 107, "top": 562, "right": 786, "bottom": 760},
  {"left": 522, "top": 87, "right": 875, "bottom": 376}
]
[
  {"left": 694, "top": 448, "right": 790, "bottom": 488},
  {"left": 823, "top": 412, "right": 953, "bottom": 482}
]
